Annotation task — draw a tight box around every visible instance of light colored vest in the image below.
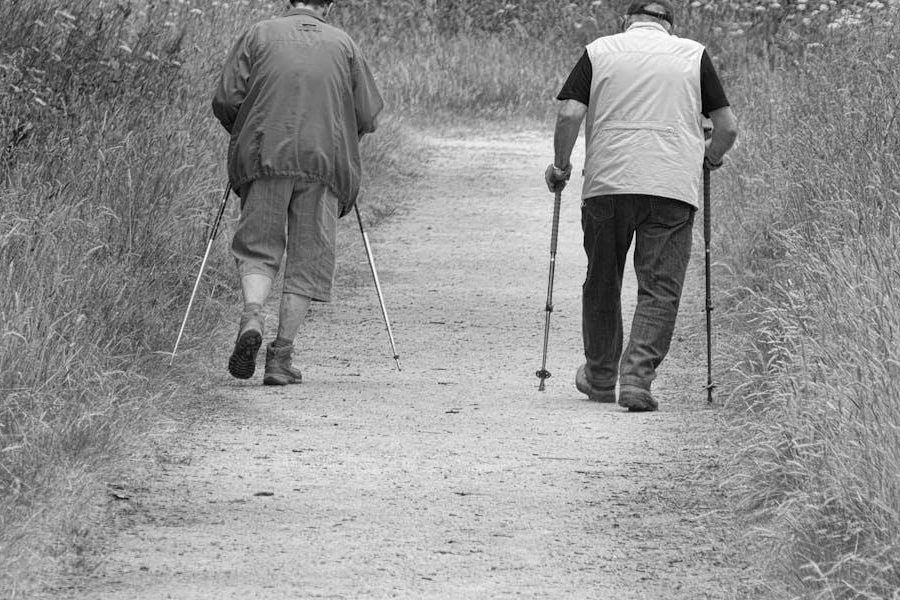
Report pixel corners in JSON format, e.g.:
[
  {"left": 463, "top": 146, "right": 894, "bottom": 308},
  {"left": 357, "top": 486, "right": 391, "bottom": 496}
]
[{"left": 582, "top": 22, "right": 705, "bottom": 208}]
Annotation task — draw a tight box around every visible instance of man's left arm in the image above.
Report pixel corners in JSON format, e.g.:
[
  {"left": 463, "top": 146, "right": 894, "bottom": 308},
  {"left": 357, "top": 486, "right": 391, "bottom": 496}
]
[
  {"left": 546, "top": 51, "right": 591, "bottom": 192},
  {"left": 351, "top": 45, "right": 384, "bottom": 137},
  {"left": 554, "top": 100, "right": 587, "bottom": 174}
]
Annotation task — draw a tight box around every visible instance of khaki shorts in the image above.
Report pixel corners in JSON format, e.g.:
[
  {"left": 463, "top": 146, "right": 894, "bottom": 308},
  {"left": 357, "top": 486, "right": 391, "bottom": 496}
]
[{"left": 232, "top": 177, "right": 338, "bottom": 302}]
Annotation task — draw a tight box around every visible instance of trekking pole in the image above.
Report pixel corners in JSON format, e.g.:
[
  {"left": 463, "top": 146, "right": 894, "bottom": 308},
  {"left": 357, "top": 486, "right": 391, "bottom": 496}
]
[
  {"left": 355, "top": 204, "right": 401, "bottom": 371},
  {"left": 169, "top": 186, "right": 231, "bottom": 366},
  {"left": 536, "top": 189, "right": 563, "bottom": 391},
  {"left": 703, "top": 167, "right": 715, "bottom": 403}
]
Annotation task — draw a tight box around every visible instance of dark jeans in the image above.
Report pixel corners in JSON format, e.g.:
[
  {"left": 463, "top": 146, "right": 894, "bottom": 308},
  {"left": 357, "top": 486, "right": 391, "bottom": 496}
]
[{"left": 581, "top": 194, "right": 695, "bottom": 392}]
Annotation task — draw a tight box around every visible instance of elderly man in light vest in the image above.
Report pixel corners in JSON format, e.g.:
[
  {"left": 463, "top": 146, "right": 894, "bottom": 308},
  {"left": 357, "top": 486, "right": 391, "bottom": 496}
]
[{"left": 545, "top": 0, "right": 738, "bottom": 412}]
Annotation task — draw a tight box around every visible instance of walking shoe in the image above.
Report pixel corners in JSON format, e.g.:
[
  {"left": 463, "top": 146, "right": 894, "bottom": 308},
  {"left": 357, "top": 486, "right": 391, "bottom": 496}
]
[
  {"left": 263, "top": 342, "right": 302, "bottom": 386},
  {"left": 618, "top": 384, "right": 658, "bottom": 412},
  {"left": 575, "top": 364, "right": 616, "bottom": 403},
  {"left": 227, "top": 313, "right": 264, "bottom": 379}
]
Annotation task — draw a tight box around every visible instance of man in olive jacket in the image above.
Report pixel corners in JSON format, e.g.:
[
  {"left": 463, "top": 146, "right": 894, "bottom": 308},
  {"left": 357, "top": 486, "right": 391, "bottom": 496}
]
[{"left": 212, "top": 0, "right": 383, "bottom": 385}]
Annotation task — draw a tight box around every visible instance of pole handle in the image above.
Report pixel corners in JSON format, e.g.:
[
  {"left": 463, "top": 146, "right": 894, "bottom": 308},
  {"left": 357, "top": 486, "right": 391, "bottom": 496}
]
[{"left": 550, "top": 189, "right": 562, "bottom": 254}]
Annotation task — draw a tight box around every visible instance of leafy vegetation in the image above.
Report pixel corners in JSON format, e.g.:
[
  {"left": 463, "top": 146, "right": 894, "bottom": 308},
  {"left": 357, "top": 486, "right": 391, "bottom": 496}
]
[
  {"left": 1, "top": 0, "right": 898, "bottom": 597},
  {"left": 0, "top": 0, "right": 407, "bottom": 592},
  {"left": 714, "top": 14, "right": 900, "bottom": 598}
]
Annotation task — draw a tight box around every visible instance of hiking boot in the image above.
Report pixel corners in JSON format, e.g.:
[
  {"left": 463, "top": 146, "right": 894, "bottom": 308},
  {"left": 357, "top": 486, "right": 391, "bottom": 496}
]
[
  {"left": 227, "top": 312, "right": 264, "bottom": 379},
  {"left": 618, "top": 384, "right": 658, "bottom": 412},
  {"left": 263, "top": 342, "right": 302, "bottom": 386},
  {"left": 575, "top": 364, "right": 616, "bottom": 403}
]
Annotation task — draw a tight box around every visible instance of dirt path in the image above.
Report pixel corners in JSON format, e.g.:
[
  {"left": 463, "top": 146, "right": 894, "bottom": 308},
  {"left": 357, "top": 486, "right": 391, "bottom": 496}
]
[{"left": 66, "top": 129, "right": 763, "bottom": 599}]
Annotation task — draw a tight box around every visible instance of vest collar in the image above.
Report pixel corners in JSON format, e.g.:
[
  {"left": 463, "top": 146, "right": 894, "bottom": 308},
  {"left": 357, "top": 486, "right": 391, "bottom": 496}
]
[
  {"left": 626, "top": 21, "right": 669, "bottom": 35},
  {"left": 284, "top": 6, "right": 327, "bottom": 22}
]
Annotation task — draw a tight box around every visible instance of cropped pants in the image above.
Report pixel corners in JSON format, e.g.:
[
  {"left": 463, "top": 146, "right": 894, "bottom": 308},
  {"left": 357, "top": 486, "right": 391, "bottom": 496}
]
[{"left": 232, "top": 177, "right": 339, "bottom": 302}]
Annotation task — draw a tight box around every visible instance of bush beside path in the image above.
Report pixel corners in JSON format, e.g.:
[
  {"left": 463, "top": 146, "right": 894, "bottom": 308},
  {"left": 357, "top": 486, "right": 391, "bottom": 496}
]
[{"left": 44, "top": 129, "right": 772, "bottom": 599}]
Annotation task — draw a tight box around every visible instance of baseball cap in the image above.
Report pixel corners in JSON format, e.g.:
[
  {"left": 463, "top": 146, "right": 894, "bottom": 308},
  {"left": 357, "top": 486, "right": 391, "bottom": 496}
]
[{"left": 626, "top": 0, "right": 675, "bottom": 26}]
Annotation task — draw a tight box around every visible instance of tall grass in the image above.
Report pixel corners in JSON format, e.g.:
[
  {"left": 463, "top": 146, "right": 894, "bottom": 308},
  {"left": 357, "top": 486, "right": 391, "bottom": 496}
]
[
  {"left": 714, "top": 11, "right": 900, "bottom": 599},
  {"left": 0, "top": 0, "right": 410, "bottom": 593},
  {"left": 3, "top": 0, "right": 899, "bottom": 596}
]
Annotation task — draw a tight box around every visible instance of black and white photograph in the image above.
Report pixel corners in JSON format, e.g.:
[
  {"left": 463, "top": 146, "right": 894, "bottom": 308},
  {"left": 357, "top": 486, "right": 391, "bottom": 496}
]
[{"left": 1, "top": 0, "right": 898, "bottom": 598}]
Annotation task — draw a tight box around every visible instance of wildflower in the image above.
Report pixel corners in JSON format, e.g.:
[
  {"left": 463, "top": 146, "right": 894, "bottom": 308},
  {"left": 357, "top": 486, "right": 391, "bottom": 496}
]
[{"left": 190, "top": 8, "right": 203, "bottom": 15}]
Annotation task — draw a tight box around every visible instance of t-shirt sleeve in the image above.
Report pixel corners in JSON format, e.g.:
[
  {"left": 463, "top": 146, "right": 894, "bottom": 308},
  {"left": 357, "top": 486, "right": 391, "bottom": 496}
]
[
  {"left": 556, "top": 50, "right": 592, "bottom": 106},
  {"left": 700, "top": 50, "right": 729, "bottom": 116}
]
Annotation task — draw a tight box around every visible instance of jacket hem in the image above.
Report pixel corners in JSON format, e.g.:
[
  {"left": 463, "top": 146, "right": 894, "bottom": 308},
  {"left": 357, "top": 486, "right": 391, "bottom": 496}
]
[{"left": 229, "top": 172, "right": 352, "bottom": 214}]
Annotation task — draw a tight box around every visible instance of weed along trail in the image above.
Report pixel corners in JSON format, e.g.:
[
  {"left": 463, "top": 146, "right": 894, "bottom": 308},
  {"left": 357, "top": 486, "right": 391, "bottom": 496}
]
[{"left": 72, "top": 129, "right": 762, "bottom": 599}]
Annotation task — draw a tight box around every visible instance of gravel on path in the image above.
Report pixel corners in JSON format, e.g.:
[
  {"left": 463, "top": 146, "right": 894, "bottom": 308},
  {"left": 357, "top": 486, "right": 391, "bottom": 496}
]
[{"left": 67, "top": 130, "right": 764, "bottom": 600}]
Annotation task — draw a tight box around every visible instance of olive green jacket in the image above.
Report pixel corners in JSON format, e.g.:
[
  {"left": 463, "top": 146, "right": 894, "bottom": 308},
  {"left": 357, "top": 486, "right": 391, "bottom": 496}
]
[{"left": 212, "top": 8, "right": 384, "bottom": 216}]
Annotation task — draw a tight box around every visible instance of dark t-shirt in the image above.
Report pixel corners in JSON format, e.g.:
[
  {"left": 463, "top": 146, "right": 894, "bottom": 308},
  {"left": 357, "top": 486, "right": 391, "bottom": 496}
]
[{"left": 557, "top": 49, "right": 729, "bottom": 116}]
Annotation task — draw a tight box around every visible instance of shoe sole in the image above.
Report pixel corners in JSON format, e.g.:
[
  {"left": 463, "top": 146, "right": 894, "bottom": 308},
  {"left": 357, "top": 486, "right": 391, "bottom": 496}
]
[{"left": 228, "top": 330, "right": 262, "bottom": 379}]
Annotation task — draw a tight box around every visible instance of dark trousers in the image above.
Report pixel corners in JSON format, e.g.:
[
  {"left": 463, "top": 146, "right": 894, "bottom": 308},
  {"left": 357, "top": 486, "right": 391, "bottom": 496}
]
[{"left": 581, "top": 194, "right": 695, "bottom": 392}]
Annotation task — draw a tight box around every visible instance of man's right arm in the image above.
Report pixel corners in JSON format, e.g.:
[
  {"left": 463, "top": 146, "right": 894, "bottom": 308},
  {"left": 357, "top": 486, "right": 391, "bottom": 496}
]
[
  {"left": 545, "top": 50, "right": 591, "bottom": 192},
  {"left": 212, "top": 30, "right": 252, "bottom": 134}
]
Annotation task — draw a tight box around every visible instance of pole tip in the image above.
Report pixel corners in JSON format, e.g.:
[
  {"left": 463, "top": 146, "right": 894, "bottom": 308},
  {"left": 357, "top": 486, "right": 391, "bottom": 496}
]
[{"left": 536, "top": 369, "right": 550, "bottom": 391}]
